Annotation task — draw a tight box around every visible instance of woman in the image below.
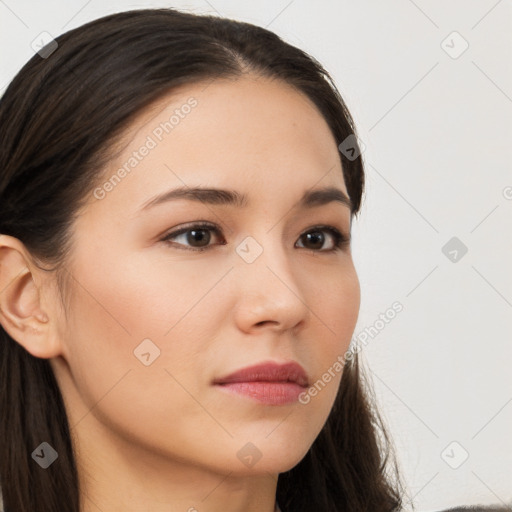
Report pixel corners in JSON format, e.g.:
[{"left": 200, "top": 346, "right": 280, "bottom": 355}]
[{"left": 0, "top": 8, "right": 407, "bottom": 512}]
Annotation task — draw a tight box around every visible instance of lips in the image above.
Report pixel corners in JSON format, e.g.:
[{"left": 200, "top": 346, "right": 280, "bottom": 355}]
[{"left": 213, "top": 361, "right": 309, "bottom": 387}]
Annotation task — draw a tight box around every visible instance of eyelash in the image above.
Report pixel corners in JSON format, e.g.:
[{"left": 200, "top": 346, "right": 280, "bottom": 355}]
[{"left": 160, "top": 221, "right": 350, "bottom": 253}]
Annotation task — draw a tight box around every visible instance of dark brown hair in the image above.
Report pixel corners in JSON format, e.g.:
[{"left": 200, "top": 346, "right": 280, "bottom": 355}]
[{"left": 0, "top": 8, "right": 409, "bottom": 511}]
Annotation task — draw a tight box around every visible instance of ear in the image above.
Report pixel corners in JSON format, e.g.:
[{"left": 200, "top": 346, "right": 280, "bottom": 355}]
[{"left": 0, "top": 234, "right": 62, "bottom": 359}]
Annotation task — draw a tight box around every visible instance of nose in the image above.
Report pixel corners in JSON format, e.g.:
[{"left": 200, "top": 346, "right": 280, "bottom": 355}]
[{"left": 232, "top": 234, "right": 311, "bottom": 334}]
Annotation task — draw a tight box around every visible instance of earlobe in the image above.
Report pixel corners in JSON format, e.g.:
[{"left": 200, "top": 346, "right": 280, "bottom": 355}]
[{"left": 0, "top": 235, "right": 61, "bottom": 359}]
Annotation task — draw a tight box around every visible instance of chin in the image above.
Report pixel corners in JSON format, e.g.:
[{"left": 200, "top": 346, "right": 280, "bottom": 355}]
[{"left": 225, "top": 439, "right": 312, "bottom": 476}]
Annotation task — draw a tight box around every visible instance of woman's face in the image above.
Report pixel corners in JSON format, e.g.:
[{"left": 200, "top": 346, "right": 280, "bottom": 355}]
[{"left": 51, "top": 75, "right": 360, "bottom": 476}]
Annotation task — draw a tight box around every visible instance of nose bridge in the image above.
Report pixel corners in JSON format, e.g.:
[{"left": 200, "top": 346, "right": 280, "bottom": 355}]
[
  {"left": 235, "top": 230, "right": 293, "bottom": 286},
  {"left": 232, "top": 229, "right": 309, "bottom": 329}
]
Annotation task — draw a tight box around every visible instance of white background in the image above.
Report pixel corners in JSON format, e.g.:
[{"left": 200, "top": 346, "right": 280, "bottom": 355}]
[{"left": 1, "top": 1, "right": 511, "bottom": 510}]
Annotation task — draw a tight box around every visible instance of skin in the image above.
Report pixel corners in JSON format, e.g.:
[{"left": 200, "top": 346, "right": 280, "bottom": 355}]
[{"left": 0, "top": 74, "right": 360, "bottom": 512}]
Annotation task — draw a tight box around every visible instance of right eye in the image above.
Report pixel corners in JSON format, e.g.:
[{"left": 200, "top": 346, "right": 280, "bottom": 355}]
[{"left": 160, "top": 222, "right": 225, "bottom": 252}]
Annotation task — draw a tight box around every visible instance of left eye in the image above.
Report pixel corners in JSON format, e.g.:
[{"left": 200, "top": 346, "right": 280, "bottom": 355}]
[{"left": 160, "top": 222, "right": 350, "bottom": 253}]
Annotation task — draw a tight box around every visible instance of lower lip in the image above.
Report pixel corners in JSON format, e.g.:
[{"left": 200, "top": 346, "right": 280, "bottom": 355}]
[{"left": 214, "top": 381, "right": 306, "bottom": 405}]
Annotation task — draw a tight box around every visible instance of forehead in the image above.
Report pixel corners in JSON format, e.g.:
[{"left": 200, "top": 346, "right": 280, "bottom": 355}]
[{"left": 86, "top": 75, "right": 348, "bottom": 217}]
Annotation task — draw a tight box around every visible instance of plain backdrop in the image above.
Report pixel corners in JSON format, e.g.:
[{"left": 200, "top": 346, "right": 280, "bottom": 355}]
[{"left": 1, "top": 1, "right": 511, "bottom": 510}]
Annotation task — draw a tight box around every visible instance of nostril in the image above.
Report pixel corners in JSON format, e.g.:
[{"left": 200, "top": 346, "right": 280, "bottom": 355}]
[{"left": 255, "top": 320, "right": 278, "bottom": 327}]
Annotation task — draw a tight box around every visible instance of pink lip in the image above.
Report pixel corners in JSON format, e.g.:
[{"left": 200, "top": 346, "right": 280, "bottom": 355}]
[{"left": 212, "top": 361, "right": 309, "bottom": 405}]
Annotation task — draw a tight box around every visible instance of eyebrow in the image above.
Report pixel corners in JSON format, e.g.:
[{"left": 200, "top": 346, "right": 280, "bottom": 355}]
[{"left": 140, "top": 185, "right": 353, "bottom": 212}]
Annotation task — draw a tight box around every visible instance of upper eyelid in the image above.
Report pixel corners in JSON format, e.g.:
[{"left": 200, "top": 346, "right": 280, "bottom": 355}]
[{"left": 161, "top": 222, "right": 350, "bottom": 244}]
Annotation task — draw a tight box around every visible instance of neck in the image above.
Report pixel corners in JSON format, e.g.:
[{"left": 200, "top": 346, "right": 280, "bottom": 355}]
[{"left": 73, "top": 412, "right": 279, "bottom": 512}]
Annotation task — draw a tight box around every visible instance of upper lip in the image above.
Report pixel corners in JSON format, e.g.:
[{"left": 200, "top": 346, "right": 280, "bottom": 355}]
[{"left": 213, "top": 361, "right": 309, "bottom": 387}]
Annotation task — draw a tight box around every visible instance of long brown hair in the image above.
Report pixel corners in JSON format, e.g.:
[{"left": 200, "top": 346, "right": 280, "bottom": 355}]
[{"left": 0, "top": 8, "right": 409, "bottom": 511}]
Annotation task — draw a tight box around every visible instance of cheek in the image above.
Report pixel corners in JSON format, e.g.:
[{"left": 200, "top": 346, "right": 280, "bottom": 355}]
[
  {"left": 333, "top": 269, "right": 360, "bottom": 354},
  {"left": 307, "top": 263, "right": 360, "bottom": 357},
  {"left": 67, "top": 250, "right": 223, "bottom": 341},
  {"left": 58, "top": 258, "right": 223, "bottom": 458},
  {"left": 60, "top": 253, "right": 229, "bottom": 408},
  {"left": 311, "top": 267, "right": 359, "bottom": 387}
]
